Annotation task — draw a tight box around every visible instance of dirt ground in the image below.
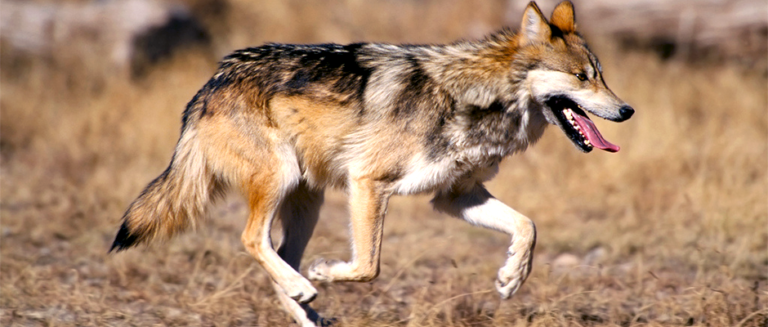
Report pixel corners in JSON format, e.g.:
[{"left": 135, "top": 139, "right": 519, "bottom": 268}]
[{"left": 1, "top": 1, "right": 766, "bottom": 326}]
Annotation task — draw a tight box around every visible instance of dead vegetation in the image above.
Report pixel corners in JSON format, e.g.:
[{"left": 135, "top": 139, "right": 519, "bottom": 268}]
[{"left": 1, "top": 0, "right": 766, "bottom": 326}]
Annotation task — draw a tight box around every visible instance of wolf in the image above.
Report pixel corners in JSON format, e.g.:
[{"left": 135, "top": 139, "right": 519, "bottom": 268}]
[{"left": 110, "top": 1, "right": 634, "bottom": 325}]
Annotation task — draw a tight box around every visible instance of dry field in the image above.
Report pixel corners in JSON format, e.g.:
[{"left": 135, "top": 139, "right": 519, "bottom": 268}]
[{"left": 1, "top": 1, "right": 766, "bottom": 326}]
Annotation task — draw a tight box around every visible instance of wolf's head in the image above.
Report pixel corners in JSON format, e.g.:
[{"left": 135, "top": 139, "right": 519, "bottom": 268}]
[{"left": 515, "top": 1, "right": 634, "bottom": 153}]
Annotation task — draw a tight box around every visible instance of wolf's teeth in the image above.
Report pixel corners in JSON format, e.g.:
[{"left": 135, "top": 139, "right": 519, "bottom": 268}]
[{"left": 564, "top": 108, "right": 590, "bottom": 147}]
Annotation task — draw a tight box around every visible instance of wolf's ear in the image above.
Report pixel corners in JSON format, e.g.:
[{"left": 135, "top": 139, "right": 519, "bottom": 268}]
[
  {"left": 550, "top": 1, "right": 576, "bottom": 33},
  {"left": 519, "top": 2, "right": 551, "bottom": 45}
]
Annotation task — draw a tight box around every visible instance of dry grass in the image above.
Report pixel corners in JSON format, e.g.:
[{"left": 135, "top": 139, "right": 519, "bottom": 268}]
[{"left": 1, "top": 1, "right": 766, "bottom": 326}]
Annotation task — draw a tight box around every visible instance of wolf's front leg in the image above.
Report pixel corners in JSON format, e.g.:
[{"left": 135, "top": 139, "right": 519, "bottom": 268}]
[
  {"left": 432, "top": 183, "right": 536, "bottom": 299},
  {"left": 308, "top": 177, "right": 390, "bottom": 282}
]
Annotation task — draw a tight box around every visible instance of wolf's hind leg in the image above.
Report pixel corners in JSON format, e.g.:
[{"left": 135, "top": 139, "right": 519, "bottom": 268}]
[
  {"left": 240, "top": 154, "right": 318, "bottom": 304},
  {"left": 272, "top": 182, "right": 333, "bottom": 327},
  {"left": 432, "top": 183, "right": 536, "bottom": 299}
]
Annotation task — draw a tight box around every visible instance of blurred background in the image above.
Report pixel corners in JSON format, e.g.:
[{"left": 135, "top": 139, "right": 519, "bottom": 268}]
[{"left": 1, "top": 0, "right": 766, "bottom": 326}]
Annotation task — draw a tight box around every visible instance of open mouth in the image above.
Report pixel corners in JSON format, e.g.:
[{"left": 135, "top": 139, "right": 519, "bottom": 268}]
[{"left": 545, "top": 96, "right": 620, "bottom": 153}]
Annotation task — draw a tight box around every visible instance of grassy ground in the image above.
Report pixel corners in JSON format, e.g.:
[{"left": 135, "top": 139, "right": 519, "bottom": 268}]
[{"left": 1, "top": 1, "right": 766, "bottom": 326}]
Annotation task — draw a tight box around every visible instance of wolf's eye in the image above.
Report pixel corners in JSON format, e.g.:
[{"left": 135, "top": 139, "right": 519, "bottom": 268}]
[{"left": 575, "top": 73, "right": 588, "bottom": 81}]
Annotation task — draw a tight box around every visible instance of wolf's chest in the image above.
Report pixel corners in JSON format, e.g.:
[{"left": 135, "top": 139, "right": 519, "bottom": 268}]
[{"left": 390, "top": 152, "right": 502, "bottom": 196}]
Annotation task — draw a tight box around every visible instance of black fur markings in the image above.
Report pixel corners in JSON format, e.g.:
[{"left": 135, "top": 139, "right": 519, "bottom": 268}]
[
  {"left": 392, "top": 55, "right": 432, "bottom": 118},
  {"left": 109, "top": 167, "right": 173, "bottom": 253},
  {"left": 190, "top": 69, "right": 236, "bottom": 120},
  {"left": 548, "top": 23, "right": 565, "bottom": 40},
  {"left": 336, "top": 43, "right": 373, "bottom": 104},
  {"left": 197, "top": 43, "right": 376, "bottom": 121},
  {"left": 181, "top": 89, "right": 211, "bottom": 133},
  {"left": 462, "top": 98, "right": 518, "bottom": 146},
  {"left": 376, "top": 165, "right": 404, "bottom": 183},
  {"left": 503, "top": 109, "right": 524, "bottom": 139},
  {"left": 425, "top": 110, "right": 452, "bottom": 160},
  {"left": 279, "top": 43, "right": 373, "bottom": 104},
  {"left": 222, "top": 48, "right": 266, "bottom": 63},
  {"left": 109, "top": 221, "right": 139, "bottom": 253},
  {"left": 284, "top": 69, "right": 311, "bottom": 92},
  {"left": 207, "top": 71, "right": 235, "bottom": 91},
  {"left": 467, "top": 99, "right": 506, "bottom": 123}
]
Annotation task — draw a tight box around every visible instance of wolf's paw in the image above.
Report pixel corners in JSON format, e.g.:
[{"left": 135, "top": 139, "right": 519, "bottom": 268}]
[
  {"left": 307, "top": 258, "right": 344, "bottom": 282},
  {"left": 495, "top": 263, "right": 526, "bottom": 299},
  {"left": 282, "top": 276, "right": 318, "bottom": 303}
]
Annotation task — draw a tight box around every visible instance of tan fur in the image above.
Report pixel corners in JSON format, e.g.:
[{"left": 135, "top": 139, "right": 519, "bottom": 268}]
[
  {"left": 550, "top": 1, "right": 576, "bottom": 33},
  {"left": 270, "top": 96, "right": 357, "bottom": 188}
]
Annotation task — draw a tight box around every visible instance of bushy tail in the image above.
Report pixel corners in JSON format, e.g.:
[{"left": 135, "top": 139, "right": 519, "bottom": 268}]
[{"left": 110, "top": 129, "right": 224, "bottom": 252}]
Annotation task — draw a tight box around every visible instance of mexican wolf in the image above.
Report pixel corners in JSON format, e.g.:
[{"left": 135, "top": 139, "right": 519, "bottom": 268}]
[{"left": 110, "top": 1, "right": 634, "bottom": 325}]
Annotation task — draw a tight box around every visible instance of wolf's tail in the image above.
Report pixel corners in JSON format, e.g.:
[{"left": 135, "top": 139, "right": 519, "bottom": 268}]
[{"left": 110, "top": 127, "right": 224, "bottom": 252}]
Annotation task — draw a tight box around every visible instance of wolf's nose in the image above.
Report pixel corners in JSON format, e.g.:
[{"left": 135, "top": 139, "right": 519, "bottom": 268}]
[{"left": 619, "top": 106, "right": 634, "bottom": 121}]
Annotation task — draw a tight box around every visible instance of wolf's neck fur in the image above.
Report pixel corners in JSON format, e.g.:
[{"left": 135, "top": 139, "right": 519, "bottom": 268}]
[{"left": 411, "top": 31, "right": 547, "bottom": 161}]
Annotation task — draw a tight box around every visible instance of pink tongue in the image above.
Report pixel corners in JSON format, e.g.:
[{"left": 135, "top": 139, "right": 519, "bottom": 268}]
[{"left": 571, "top": 113, "right": 620, "bottom": 152}]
